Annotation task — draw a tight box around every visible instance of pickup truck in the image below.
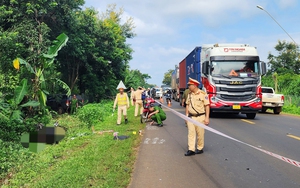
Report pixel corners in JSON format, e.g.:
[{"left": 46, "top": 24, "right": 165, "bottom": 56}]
[{"left": 261, "top": 87, "right": 284, "bottom": 114}]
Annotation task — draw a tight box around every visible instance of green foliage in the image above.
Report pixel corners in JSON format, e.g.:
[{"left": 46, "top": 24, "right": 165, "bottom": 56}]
[
  {"left": 0, "top": 1, "right": 151, "bottom": 103},
  {"left": 267, "top": 40, "right": 300, "bottom": 74},
  {"left": 0, "top": 77, "right": 53, "bottom": 142},
  {"left": 55, "top": 5, "right": 136, "bottom": 101},
  {"left": 162, "top": 69, "right": 174, "bottom": 85},
  {"left": 0, "top": 79, "right": 39, "bottom": 122},
  {"left": 1, "top": 101, "right": 144, "bottom": 187},
  {"left": 125, "top": 69, "right": 151, "bottom": 90},
  {"left": 16, "top": 33, "right": 70, "bottom": 113},
  {"left": 76, "top": 101, "right": 113, "bottom": 128},
  {"left": 0, "top": 140, "right": 35, "bottom": 180},
  {"left": 262, "top": 73, "right": 300, "bottom": 115},
  {"left": 262, "top": 73, "right": 300, "bottom": 95}
]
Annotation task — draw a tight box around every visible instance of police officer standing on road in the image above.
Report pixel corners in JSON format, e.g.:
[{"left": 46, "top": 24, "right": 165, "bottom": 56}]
[
  {"left": 184, "top": 77, "right": 210, "bottom": 156},
  {"left": 133, "top": 86, "right": 145, "bottom": 117}
]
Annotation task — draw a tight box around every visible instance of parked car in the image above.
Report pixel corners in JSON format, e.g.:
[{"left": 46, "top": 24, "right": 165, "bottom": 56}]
[
  {"left": 155, "top": 88, "right": 163, "bottom": 99},
  {"left": 261, "top": 87, "right": 284, "bottom": 114}
]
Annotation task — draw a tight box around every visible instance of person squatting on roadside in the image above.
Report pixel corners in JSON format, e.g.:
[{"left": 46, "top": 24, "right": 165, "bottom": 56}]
[
  {"left": 133, "top": 86, "right": 145, "bottom": 117},
  {"left": 113, "top": 81, "right": 130, "bottom": 125},
  {"left": 148, "top": 103, "right": 166, "bottom": 127},
  {"left": 184, "top": 77, "right": 210, "bottom": 156}
]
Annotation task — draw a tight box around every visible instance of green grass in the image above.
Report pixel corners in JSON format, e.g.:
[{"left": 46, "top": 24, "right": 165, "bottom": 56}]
[
  {"left": 1, "top": 104, "right": 144, "bottom": 187},
  {"left": 2, "top": 98, "right": 299, "bottom": 187},
  {"left": 282, "top": 95, "right": 300, "bottom": 116}
]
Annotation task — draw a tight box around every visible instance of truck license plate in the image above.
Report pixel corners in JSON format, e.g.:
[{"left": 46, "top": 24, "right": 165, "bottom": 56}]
[
  {"left": 265, "top": 103, "right": 272, "bottom": 106},
  {"left": 232, "top": 105, "right": 241, "bottom": 110}
]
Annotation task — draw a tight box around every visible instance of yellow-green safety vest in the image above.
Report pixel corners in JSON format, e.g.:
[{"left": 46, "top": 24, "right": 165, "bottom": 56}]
[{"left": 117, "top": 93, "right": 128, "bottom": 106}]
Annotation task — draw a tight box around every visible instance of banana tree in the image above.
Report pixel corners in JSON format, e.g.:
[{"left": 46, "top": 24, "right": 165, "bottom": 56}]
[
  {"left": 13, "top": 33, "right": 71, "bottom": 113},
  {"left": 0, "top": 79, "right": 40, "bottom": 121}
]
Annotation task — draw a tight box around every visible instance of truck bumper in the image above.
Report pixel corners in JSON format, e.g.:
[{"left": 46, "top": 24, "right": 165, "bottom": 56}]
[
  {"left": 262, "top": 102, "right": 284, "bottom": 107},
  {"left": 210, "top": 106, "right": 261, "bottom": 113},
  {"left": 210, "top": 101, "right": 262, "bottom": 114}
]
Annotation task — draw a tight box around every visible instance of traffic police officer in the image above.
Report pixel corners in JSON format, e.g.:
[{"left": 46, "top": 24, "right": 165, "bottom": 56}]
[
  {"left": 113, "top": 81, "right": 130, "bottom": 125},
  {"left": 184, "top": 77, "right": 210, "bottom": 156},
  {"left": 133, "top": 86, "right": 145, "bottom": 117}
]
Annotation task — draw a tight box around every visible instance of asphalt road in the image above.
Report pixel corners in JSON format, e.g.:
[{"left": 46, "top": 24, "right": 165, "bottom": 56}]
[{"left": 128, "top": 99, "right": 300, "bottom": 188}]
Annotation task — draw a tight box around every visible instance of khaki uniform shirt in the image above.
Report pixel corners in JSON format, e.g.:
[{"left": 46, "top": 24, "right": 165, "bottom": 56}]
[
  {"left": 130, "top": 91, "right": 135, "bottom": 100},
  {"left": 133, "top": 89, "right": 144, "bottom": 100},
  {"left": 186, "top": 89, "right": 210, "bottom": 114}
]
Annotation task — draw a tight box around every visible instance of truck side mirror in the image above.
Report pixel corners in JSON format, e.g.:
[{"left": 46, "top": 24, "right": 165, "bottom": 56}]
[
  {"left": 202, "top": 61, "right": 209, "bottom": 75},
  {"left": 260, "top": 61, "right": 267, "bottom": 75}
]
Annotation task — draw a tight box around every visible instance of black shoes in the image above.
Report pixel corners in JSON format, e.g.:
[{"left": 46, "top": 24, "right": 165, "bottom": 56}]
[
  {"left": 184, "top": 149, "right": 203, "bottom": 156},
  {"left": 184, "top": 150, "right": 195, "bottom": 156},
  {"left": 157, "top": 124, "right": 163, "bottom": 127},
  {"left": 125, "top": 119, "right": 128, "bottom": 124},
  {"left": 195, "top": 149, "right": 203, "bottom": 154}
]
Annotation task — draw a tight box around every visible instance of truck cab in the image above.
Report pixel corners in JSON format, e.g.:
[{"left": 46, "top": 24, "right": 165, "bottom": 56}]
[{"left": 201, "top": 44, "right": 267, "bottom": 119}]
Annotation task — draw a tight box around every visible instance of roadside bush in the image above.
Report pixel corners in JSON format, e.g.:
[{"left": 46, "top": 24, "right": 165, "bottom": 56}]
[
  {"left": 76, "top": 100, "right": 113, "bottom": 128},
  {"left": 0, "top": 140, "right": 34, "bottom": 180},
  {"left": 0, "top": 113, "right": 51, "bottom": 142},
  {"left": 0, "top": 100, "right": 143, "bottom": 187}
]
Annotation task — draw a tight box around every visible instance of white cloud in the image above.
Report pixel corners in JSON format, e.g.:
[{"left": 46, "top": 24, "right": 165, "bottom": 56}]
[
  {"left": 277, "top": 0, "right": 297, "bottom": 8},
  {"left": 85, "top": 0, "right": 300, "bottom": 86}
]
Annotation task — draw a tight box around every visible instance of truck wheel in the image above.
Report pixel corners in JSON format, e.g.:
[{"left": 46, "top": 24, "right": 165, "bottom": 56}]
[
  {"left": 246, "top": 113, "right": 256, "bottom": 119},
  {"left": 273, "top": 107, "right": 281, "bottom": 114},
  {"left": 261, "top": 107, "right": 267, "bottom": 113}
]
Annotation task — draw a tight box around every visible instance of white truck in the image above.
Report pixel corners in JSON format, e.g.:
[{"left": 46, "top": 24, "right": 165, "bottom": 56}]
[{"left": 261, "top": 87, "right": 284, "bottom": 114}]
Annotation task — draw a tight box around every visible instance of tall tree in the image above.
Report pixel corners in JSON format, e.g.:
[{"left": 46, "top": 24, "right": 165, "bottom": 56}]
[
  {"left": 56, "top": 5, "right": 135, "bottom": 101},
  {"left": 162, "top": 69, "right": 174, "bottom": 85},
  {"left": 267, "top": 40, "right": 300, "bottom": 74},
  {"left": 125, "top": 69, "right": 151, "bottom": 89}
]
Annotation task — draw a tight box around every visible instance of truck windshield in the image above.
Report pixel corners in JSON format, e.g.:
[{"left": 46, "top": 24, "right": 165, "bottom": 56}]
[{"left": 211, "top": 60, "right": 259, "bottom": 77}]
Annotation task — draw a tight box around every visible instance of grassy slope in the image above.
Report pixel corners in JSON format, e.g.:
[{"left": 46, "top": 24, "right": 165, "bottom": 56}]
[
  {"left": 2, "top": 107, "right": 144, "bottom": 188},
  {"left": 1, "top": 101, "right": 298, "bottom": 187}
]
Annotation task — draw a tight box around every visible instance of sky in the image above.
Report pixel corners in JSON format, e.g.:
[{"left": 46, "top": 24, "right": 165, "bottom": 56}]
[{"left": 84, "top": 0, "right": 300, "bottom": 87}]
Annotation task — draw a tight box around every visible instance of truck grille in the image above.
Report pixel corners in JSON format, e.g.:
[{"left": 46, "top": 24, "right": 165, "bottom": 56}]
[
  {"left": 219, "top": 87, "right": 254, "bottom": 92},
  {"left": 220, "top": 94, "right": 255, "bottom": 101},
  {"left": 213, "top": 78, "right": 258, "bottom": 102}
]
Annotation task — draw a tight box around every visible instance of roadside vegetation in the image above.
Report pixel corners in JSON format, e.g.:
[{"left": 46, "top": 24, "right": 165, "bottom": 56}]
[
  {"left": 1, "top": 0, "right": 300, "bottom": 187},
  {"left": 0, "top": 1, "right": 149, "bottom": 187},
  {"left": 1, "top": 102, "right": 144, "bottom": 187},
  {"left": 261, "top": 41, "right": 300, "bottom": 115}
]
